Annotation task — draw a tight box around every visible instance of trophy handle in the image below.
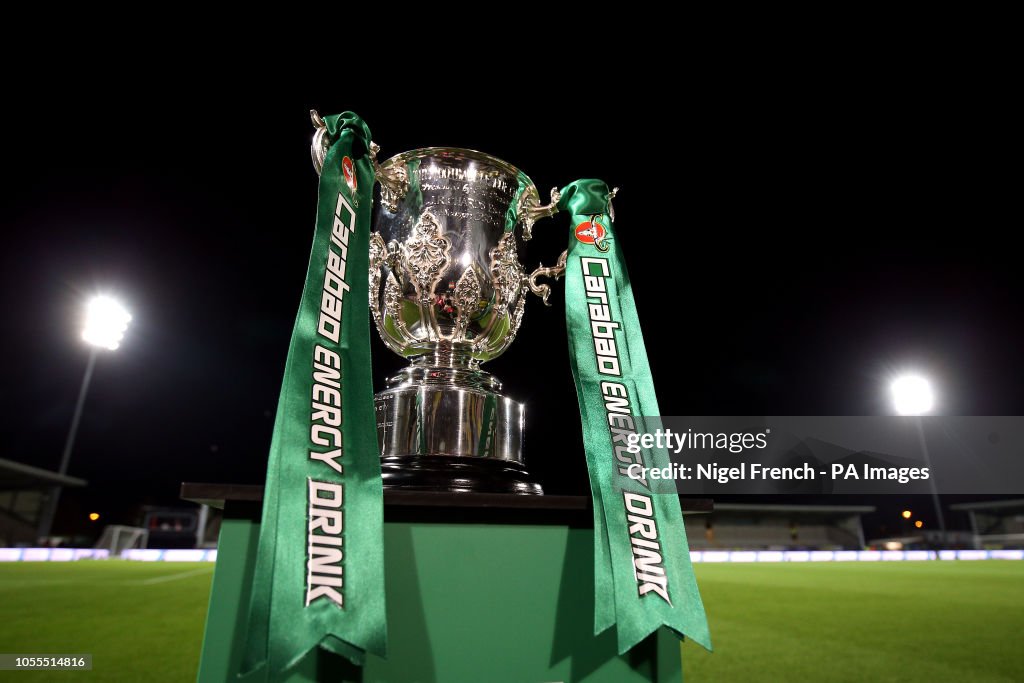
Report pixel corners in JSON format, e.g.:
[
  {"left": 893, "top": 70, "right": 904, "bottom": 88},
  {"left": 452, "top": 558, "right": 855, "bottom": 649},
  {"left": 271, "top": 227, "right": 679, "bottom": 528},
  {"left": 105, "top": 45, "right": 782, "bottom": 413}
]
[
  {"left": 368, "top": 142, "right": 408, "bottom": 212},
  {"left": 518, "top": 185, "right": 565, "bottom": 306},
  {"left": 527, "top": 250, "right": 568, "bottom": 306},
  {"left": 310, "top": 110, "right": 330, "bottom": 175},
  {"left": 519, "top": 187, "right": 561, "bottom": 241}
]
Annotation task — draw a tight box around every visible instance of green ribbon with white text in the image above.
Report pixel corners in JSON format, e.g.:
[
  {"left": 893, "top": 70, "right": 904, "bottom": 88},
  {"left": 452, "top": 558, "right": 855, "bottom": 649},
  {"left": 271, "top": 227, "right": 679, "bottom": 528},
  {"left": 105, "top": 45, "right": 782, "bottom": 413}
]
[
  {"left": 241, "top": 111, "right": 386, "bottom": 679},
  {"left": 561, "top": 179, "right": 712, "bottom": 653}
]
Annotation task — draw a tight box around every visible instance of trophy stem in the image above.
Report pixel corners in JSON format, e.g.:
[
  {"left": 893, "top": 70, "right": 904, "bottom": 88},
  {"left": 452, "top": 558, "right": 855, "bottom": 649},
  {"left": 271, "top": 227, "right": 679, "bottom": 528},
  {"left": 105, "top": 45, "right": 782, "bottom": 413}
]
[
  {"left": 375, "top": 350, "right": 542, "bottom": 494},
  {"left": 411, "top": 342, "right": 480, "bottom": 371}
]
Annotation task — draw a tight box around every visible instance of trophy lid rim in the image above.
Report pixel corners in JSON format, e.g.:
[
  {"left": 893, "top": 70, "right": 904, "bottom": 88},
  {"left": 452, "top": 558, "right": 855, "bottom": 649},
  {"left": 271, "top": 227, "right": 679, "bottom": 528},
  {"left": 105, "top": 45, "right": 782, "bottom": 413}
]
[{"left": 379, "top": 147, "right": 536, "bottom": 188}]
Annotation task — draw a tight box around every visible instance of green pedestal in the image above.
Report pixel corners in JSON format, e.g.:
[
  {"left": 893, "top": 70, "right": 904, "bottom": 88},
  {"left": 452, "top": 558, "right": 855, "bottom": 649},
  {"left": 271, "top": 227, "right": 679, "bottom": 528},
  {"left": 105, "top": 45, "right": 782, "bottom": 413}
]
[{"left": 183, "top": 485, "right": 707, "bottom": 683}]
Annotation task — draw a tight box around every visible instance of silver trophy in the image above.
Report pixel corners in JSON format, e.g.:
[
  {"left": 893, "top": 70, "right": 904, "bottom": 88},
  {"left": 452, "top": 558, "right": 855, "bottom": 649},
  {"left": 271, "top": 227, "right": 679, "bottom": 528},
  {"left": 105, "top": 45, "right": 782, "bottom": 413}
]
[{"left": 312, "top": 113, "right": 565, "bottom": 494}]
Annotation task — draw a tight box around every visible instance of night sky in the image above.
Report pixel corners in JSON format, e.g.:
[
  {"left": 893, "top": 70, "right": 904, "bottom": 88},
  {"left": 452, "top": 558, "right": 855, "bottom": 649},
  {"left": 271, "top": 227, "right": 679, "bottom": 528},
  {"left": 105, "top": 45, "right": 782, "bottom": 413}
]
[{"left": 3, "top": 75, "right": 1020, "bottom": 540}]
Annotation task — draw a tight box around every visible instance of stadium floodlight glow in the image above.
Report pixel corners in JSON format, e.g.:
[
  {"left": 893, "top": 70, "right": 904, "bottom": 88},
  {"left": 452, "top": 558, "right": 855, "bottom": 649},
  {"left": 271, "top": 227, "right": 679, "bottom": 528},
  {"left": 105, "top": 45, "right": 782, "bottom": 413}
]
[
  {"left": 889, "top": 373, "right": 948, "bottom": 547},
  {"left": 901, "top": 510, "right": 912, "bottom": 519},
  {"left": 891, "top": 374, "right": 934, "bottom": 415},
  {"left": 81, "top": 295, "right": 132, "bottom": 350}
]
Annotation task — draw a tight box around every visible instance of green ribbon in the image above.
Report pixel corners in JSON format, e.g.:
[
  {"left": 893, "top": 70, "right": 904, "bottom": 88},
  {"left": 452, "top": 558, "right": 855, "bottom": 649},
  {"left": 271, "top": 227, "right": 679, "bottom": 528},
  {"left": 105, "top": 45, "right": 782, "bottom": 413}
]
[
  {"left": 241, "top": 111, "right": 387, "bottom": 679},
  {"left": 561, "top": 179, "right": 712, "bottom": 653}
]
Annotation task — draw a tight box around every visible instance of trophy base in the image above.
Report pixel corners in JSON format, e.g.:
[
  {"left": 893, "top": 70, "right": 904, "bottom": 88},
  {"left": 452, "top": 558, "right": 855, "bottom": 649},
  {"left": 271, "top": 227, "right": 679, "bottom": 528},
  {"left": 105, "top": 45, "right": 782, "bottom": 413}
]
[
  {"left": 380, "top": 456, "right": 542, "bottom": 495},
  {"left": 375, "top": 368, "right": 542, "bottom": 494}
]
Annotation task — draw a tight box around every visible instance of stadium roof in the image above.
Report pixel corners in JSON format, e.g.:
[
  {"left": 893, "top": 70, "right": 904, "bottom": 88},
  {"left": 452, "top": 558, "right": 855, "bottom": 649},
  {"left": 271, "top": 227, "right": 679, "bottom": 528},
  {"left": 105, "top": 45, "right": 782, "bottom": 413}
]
[
  {"left": 712, "top": 503, "right": 875, "bottom": 514},
  {"left": 0, "top": 457, "right": 87, "bottom": 490},
  {"left": 949, "top": 499, "right": 1024, "bottom": 512}
]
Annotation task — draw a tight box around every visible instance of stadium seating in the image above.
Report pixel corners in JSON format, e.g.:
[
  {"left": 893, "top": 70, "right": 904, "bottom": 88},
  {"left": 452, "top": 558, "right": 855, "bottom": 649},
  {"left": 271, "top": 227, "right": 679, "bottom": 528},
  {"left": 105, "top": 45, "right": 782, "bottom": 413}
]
[{"left": 684, "top": 504, "right": 868, "bottom": 550}]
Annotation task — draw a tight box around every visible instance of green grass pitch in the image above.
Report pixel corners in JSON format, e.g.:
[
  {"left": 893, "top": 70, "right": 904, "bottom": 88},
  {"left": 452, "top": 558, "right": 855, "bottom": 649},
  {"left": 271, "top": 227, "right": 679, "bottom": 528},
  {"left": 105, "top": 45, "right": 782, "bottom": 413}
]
[
  {"left": 683, "top": 561, "right": 1024, "bottom": 682},
  {"left": 0, "top": 561, "right": 213, "bottom": 682},
  {"left": 0, "top": 560, "right": 1021, "bottom": 681}
]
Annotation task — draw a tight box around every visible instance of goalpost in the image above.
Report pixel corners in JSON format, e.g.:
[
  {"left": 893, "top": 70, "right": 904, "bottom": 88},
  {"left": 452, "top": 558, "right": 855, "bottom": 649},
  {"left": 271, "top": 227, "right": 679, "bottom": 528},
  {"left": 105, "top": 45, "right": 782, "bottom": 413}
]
[{"left": 94, "top": 525, "right": 149, "bottom": 555}]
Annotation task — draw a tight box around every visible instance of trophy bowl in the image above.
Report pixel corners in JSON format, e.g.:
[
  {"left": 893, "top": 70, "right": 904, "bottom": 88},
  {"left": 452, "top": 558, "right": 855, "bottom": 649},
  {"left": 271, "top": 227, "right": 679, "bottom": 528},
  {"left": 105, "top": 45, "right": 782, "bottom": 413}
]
[{"left": 361, "top": 146, "right": 564, "bottom": 494}]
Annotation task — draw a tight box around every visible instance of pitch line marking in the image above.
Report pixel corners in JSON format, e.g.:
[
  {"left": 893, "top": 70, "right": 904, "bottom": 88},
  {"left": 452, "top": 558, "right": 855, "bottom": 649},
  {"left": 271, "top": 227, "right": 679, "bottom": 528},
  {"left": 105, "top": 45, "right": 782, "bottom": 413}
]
[{"left": 133, "top": 566, "right": 214, "bottom": 585}]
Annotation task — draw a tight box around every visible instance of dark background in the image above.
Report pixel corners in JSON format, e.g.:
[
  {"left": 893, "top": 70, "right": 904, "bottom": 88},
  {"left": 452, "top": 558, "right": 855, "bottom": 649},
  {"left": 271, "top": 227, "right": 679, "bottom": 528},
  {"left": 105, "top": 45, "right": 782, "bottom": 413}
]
[{"left": 2, "top": 71, "right": 1019, "bottom": 540}]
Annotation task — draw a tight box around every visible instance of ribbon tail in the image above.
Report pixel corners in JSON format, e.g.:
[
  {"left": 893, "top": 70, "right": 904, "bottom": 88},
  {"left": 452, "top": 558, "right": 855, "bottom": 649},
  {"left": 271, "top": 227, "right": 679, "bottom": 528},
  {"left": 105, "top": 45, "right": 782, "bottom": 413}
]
[
  {"left": 562, "top": 178, "right": 712, "bottom": 658},
  {"left": 239, "top": 111, "right": 387, "bottom": 680}
]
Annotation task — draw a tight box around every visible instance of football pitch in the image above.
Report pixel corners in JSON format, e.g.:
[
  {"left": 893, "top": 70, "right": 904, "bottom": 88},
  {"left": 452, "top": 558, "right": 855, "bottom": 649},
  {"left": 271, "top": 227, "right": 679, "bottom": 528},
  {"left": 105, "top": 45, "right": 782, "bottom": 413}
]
[
  {"left": 683, "top": 561, "right": 1024, "bottom": 682},
  {"left": 0, "top": 560, "right": 1022, "bottom": 682},
  {"left": 0, "top": 561, "right": 213, "bottom": 682}
]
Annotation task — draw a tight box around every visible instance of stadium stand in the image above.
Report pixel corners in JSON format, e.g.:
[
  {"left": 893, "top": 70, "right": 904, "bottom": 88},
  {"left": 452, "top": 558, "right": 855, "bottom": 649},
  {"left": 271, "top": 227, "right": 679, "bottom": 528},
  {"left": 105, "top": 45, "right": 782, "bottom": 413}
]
[
  {"left": 951, "top": 499, "right": 1024, "bottom": 549},
  {"left": 864, "top": 530, "right": 974, "bottom": 551},
  {"left": 0, "top": 457, "right": 86, "bottom": 546},
  {"left": 685, "top": 503, "right": 872, "bottom": 550}
]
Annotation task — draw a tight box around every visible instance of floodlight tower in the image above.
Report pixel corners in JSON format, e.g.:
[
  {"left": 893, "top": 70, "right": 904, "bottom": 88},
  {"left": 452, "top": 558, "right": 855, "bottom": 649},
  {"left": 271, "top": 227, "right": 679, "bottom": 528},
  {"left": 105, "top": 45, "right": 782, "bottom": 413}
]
[{"left": 36, "top": 296, "right": 131, "bottom": 542}]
